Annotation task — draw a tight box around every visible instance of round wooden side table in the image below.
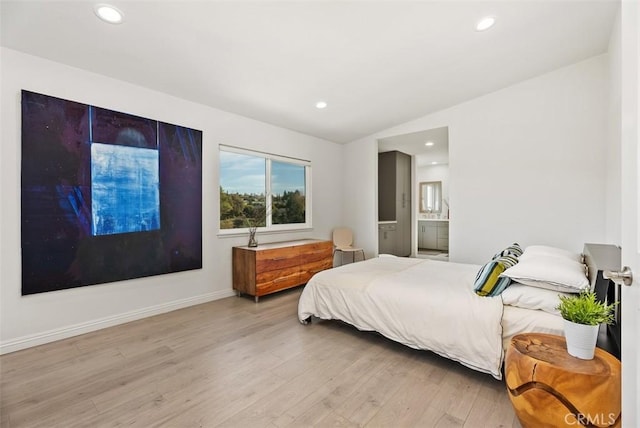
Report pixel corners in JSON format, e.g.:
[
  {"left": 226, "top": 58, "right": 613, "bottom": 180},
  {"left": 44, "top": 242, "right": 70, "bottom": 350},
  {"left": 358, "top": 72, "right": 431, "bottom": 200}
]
[{"left": 505, "top": 333, "right": 621, "bottom": 428}]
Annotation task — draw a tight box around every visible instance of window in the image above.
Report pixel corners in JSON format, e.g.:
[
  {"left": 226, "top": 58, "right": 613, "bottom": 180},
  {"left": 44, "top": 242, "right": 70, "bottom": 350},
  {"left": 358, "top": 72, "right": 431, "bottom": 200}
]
[{"left": 219, "top": 146, "right": 311, "bottom": 232}]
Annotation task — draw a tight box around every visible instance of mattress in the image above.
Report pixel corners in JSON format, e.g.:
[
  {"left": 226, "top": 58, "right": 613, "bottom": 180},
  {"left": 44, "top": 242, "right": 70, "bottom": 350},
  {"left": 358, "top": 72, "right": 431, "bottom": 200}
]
[{"left": 501, "top": 305, "right": 565, "bottom": 351}]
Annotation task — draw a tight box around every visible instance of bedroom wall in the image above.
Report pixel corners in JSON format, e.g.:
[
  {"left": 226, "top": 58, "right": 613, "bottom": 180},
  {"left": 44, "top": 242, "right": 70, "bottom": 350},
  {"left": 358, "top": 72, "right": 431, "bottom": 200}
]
[
  {"left": 0, "top": 48, "right": 344, "bottom": 353},
  {"left": 344, "top": 55, "right": 608, "bottom": 264},
  {"left": 606, "top": 9, "right": 622, "bottom": 245}
]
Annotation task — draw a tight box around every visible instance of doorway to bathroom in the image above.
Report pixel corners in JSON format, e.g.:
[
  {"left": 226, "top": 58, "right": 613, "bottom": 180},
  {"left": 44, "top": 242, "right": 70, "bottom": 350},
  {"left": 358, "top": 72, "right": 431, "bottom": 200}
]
[{"left": 377, "top": 126, "right": 449, "bottom": 260}]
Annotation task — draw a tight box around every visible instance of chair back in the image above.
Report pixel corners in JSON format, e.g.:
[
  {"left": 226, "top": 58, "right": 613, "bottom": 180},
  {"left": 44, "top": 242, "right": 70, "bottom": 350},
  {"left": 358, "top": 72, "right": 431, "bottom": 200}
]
[{"left": 333, "top": 227, "right": 353, "bottom": 247}]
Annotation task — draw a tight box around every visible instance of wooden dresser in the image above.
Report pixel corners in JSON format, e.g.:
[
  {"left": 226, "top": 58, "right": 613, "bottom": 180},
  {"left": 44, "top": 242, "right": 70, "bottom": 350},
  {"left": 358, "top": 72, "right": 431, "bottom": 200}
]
[{"left": 232, "top": 239, "right": 333, "bottom": 302}]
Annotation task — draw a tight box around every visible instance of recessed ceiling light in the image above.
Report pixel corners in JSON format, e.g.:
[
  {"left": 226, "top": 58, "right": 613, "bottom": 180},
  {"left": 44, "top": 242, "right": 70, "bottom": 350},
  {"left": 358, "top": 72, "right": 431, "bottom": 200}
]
[
  {"left": 431, "top": 161, "right": 438, "bottom": 165},
  {"left": 94, "top": 4, "right": 124, "bottom": 24},
  {"left": 425, "top": 141, "right": 435, "bottom": 147},
  {"left": 315, "top": 101, "right": 327, "bottom": 109},
  {"left": 476, "top": 16, "right": 496, "bottom": 32}
]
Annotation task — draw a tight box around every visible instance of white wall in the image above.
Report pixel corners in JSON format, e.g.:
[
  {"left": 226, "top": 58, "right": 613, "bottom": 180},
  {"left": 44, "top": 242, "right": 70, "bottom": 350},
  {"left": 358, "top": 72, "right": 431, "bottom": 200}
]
[
  {"left": 606, "top": 9, "right": 622, "bottom": 245},
  {"left": 343, "top": 138, "right": 378, "bottom": 256},
  {"left": 0, "top": 48, "right": 343, "bottom": 353},
  {"left": 344, "top": 55, "right": 609, "bottom": 264}
]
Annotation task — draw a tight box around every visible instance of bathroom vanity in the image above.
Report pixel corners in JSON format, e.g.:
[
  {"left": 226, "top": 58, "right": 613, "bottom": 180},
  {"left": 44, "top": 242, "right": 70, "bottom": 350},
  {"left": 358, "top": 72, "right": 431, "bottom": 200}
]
[{"left": 418, "top": 219, "right": 449, "bottom": 251}]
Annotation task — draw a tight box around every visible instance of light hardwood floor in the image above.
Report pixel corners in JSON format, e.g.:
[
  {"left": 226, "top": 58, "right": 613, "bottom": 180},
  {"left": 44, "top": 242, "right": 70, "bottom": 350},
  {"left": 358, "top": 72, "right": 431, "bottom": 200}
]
[{"left": 0, "top": 288, "right": 522, "bottom": 428}]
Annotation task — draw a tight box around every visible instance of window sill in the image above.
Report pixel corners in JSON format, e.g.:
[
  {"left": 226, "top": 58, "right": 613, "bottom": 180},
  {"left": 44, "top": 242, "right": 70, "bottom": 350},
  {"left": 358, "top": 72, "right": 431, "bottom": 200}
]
[{"left": 217, "top": 226, "right": 313, "bottom": 238}]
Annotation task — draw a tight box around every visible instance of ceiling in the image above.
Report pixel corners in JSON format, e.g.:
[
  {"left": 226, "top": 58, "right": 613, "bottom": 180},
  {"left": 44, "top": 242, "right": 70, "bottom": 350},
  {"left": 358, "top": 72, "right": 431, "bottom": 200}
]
[
  {"left": 378, "top": 127, "right": 449, "bottom": 167},
  {"left": 0, "top": 1, "right": 619, "bottom": 144}
]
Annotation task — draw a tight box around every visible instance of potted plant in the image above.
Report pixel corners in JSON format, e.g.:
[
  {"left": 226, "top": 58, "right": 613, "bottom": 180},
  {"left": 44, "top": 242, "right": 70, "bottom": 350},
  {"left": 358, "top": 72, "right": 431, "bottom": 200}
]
[{"left": 556, "top": 291, "right": 617, "bottom": 360}]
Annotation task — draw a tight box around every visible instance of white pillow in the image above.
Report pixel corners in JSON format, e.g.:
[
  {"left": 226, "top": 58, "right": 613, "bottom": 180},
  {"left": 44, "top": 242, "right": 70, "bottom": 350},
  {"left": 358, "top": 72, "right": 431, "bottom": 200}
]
[
  {"left": 501, "top": 283, "right": 573, "bottom": 315},
  {"left": 500, "top": 254, "right": 589, "bottom": 293},
  {"left": 520, "top": 245, "right": 583, "bottom": 263}
]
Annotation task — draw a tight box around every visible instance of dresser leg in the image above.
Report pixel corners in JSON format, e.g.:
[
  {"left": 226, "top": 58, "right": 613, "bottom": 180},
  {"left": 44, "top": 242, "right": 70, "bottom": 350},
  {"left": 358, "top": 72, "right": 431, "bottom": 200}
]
[{"left": 255, "top": 295, "right": 259, "bottom": 303}]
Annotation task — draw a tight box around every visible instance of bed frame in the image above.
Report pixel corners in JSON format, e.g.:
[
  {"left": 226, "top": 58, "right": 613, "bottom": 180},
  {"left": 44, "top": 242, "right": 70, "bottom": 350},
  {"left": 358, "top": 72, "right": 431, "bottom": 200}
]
[{"left": 583, "top": 243, "right": 622, "bottom": 359}]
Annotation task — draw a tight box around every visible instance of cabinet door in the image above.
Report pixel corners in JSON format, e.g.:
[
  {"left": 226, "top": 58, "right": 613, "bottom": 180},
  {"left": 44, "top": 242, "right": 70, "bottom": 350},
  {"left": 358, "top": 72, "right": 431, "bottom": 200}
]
[
  {"left": 378, "top": 153, "right": 397, "bottom": 222},
  {"left": 437, "top": 236, "right": 449, "bottom": 251},
  {"left": 395, "top": 152, "right": 412, "bottom": 256},
  {"left": 437, "top": 223, "right": 449, "bottom": 251},
  {"left": 378, "top": 151, "right": 411, "bottom": 256},
  {"left": 424, "top": 224, "right": 438, "bottom": 249},
  {"left": 379, "top": 226, "right": 397, "bottom": 254},
  {"left": 418, "top": 224, "right": 425, "bottom": 249}
]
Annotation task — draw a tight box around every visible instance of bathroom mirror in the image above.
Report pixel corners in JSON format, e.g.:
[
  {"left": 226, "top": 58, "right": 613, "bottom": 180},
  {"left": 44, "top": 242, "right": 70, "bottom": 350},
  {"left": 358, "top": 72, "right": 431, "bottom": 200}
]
[{"left": 419, "top": 181, "right": 442, "bottom": 213}]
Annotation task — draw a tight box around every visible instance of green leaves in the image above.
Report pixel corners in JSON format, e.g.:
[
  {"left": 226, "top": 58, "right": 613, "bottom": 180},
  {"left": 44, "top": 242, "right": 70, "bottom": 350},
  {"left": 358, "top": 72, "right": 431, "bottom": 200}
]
[{"left": 557, "top": 291, "right": 617, "bottom": 326}]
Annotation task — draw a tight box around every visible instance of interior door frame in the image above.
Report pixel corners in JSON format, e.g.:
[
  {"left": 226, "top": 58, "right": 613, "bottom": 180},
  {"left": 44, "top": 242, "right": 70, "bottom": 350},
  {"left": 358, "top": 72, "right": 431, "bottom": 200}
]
[{"left": 620, "top": 1, "right": 640, "bottom": 425}]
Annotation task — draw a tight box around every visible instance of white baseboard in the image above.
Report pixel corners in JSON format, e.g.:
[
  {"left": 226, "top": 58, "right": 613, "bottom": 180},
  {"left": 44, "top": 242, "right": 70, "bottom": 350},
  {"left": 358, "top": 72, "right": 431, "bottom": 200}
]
[{"left": 0, "top": 289, "right": 236, "bottom": 355}]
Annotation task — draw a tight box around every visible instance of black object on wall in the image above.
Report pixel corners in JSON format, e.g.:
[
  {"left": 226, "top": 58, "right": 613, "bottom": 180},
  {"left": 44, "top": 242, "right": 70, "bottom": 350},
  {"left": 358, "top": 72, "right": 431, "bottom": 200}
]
[{"left": 21, "top": 90, "right": 203, "bottom": 295}]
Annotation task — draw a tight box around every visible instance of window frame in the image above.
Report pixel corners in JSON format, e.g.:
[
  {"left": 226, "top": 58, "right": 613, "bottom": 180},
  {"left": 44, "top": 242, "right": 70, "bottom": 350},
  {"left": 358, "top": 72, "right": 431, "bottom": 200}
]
[{"left": 218, "top": 145, "right": 312, "bottom": 236}]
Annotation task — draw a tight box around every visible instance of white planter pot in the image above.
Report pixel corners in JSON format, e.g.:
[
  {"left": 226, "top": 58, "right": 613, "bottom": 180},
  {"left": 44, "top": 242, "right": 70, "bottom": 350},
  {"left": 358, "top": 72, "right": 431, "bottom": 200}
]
[{"left": 563, "top": 319, "right": 599, "bottom": 360}]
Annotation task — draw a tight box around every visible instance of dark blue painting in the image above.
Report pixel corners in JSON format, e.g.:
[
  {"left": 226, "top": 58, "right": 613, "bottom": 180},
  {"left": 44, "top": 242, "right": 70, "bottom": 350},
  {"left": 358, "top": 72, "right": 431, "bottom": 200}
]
[{"left": 21, "top": 90, "right": 202, "bottom": 295}]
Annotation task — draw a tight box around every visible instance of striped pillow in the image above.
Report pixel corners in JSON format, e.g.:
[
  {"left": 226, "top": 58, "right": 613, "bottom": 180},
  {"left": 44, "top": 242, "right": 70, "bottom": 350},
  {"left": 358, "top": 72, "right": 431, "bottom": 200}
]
[
  {"left": 494, "top": 243, "right": 523, "bottom": 259},
  {"left": 474, "top": 256, "right": 515, "bottom": 297},
  {"left": 505, "top": 243, "right": 523, "bottom": 257},
  {"left": 498, "top": 254, "right": 518, "bottom": 268}
]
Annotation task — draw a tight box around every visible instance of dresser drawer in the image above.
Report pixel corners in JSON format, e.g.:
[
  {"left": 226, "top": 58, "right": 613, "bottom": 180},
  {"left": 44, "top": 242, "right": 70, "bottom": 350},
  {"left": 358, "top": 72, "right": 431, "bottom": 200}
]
[
  {"left": 255, "top": 241, "right": 332, "bottom": 271},
  {"left": 255, "top": 246, "right": 300, "bottom": 271},
  {"left": 256, "top": 265, "right": 300, "bottom": 285},
  {"left": 257, "top": 259, "right": 331, "bottom": 295},
  {"left": 299, "top": 259, "right": 333, "bottom": 283},
  {"left": 297, "top": 242, "right": 333, "bottom": 264},
  {"left": 256, "top": 271, "right": 304, "bottom": 295}
]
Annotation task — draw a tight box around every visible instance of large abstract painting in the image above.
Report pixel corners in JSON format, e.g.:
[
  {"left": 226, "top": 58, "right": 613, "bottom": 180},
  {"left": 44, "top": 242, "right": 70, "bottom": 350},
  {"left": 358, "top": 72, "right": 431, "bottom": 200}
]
[{"left": 21, "top": 90, "right": 202, "bottom": 295}]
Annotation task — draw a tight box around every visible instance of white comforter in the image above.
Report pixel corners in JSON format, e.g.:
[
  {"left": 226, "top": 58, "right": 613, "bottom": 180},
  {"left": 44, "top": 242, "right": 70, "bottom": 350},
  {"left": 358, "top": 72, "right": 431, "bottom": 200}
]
[{"left": 298, "top": 257, "right": 505, "bottom": 379}]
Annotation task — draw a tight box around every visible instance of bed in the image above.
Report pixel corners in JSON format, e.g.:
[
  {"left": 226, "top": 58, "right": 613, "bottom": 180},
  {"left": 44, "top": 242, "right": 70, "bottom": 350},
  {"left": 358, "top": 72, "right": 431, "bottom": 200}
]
[{"left": 298, "top": 244, "right": 596, "bottom": 380}]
